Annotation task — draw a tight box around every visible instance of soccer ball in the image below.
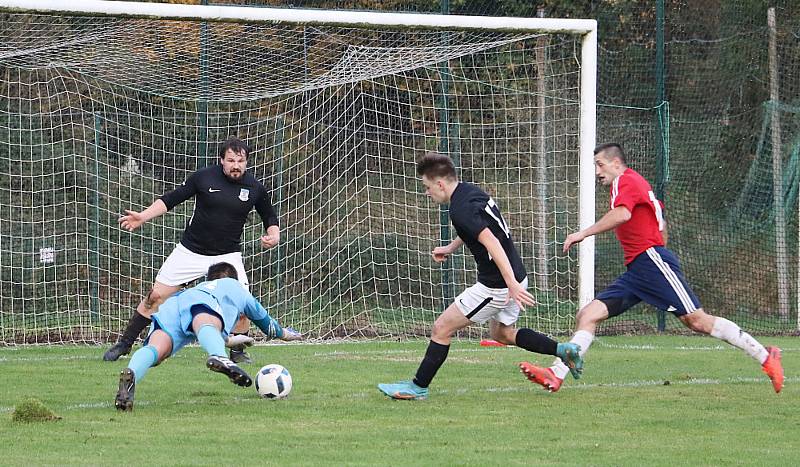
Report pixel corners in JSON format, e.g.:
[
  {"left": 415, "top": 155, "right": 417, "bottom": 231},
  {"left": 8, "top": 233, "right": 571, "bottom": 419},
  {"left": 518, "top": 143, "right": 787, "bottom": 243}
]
[{"left": 255, "top": 364, "right": 292, "bottom": 399}]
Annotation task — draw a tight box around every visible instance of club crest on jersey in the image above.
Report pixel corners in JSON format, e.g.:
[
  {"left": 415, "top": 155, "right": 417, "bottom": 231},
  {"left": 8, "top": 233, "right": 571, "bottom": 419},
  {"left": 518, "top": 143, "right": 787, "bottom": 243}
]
[{"left": 238, "top": 188, "right": 250, "bottom": 201}]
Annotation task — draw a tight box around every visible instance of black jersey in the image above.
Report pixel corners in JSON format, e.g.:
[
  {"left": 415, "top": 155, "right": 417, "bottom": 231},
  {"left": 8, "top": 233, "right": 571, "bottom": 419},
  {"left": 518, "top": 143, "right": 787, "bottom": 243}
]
[
  {"left": 160, "top": 165, "right": 278, "bottom": 256},
  {"left": 448, "top": 182, "right": 527, "bottom": 288}
]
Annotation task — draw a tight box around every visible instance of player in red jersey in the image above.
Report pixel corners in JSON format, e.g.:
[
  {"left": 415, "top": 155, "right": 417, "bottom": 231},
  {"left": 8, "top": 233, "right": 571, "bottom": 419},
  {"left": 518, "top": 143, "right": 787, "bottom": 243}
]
[{"left": 520, "top": 143, "right": 784, "bottom": 393}]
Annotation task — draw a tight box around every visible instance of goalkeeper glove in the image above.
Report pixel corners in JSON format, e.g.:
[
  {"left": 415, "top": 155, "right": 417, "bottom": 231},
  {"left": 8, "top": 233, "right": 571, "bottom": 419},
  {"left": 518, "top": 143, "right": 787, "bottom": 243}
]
[{"left": 279, "top": 327, "right": 303, "bottom": 341}]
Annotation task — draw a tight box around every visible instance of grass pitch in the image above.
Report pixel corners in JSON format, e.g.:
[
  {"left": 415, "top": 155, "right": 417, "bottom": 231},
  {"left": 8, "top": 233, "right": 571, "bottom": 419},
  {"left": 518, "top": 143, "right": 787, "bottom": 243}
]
[{"left": 0, "top": 335, "right": 797, "bottom": 466}]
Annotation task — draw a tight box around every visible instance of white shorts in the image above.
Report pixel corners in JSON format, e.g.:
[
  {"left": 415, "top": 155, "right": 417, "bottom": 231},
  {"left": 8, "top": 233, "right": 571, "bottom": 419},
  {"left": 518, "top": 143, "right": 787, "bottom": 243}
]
[
  {"left": 454, "top": 278, "right": 528, "bottom": 325},
  {"left": 155, "top": 243, "right": 249, "bottom": 288}
]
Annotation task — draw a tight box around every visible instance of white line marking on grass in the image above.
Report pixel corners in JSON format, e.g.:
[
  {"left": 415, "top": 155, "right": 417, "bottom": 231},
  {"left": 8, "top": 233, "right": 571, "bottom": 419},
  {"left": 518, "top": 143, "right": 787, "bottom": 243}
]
[
  {"left": 313, "top": 349, "right": 420, "bottom": 357},
  {"left": 0, "top": 400, "right": 153, "bottom": 413},
  {"left": 66, "top": 401, "right": 116, "bottom": 410},
  {"left": 594, "top": 342, "right": 727, "bottom": 350},
  {"left": 435, "top": 375, "right": 800, "bottom": 395},
  {"left": 0, "top": 340, "right": 795, "bottom": 365},
  {"left": 593, "top": 340, "right": 800, "bottom": 352},
  {"left": 315, "top": 349, "right": 497, "bottom": 364},
  {"left": 312, "top": 347, "right": 513, "bottom": 358},
  {"left": 0, "top": 355, "right": 97, "bottom": 363},
  {"left": 318, "top": 350, "right": 491, "bottom": 363},
  {"left": 3, "top": 375, "right": 794, "bottom": 413},
  {"left": 566, "top": 375, "right": 800, "bottom": 390},
  {"left": 320, "top": 354, "right": 423, "bottom": 363}
]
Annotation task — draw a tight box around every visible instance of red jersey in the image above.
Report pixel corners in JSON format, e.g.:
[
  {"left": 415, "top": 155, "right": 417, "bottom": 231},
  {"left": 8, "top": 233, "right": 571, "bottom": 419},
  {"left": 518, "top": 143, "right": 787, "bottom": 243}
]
[{"left": 610, "top": 168, "right": 665, "bottom": 264}]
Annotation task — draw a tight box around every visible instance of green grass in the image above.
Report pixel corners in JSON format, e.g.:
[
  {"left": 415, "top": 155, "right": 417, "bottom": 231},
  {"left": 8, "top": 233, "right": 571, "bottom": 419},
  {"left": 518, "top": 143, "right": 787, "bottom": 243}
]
[{"left": 0, "top": 336, "right": 798, "bottom": 466}]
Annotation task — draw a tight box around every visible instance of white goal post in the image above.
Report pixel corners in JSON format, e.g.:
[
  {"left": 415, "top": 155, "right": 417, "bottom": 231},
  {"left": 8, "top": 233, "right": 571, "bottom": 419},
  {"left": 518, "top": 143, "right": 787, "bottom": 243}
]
[
  {"left": 0, "top": 0, "right": 596, "bottom": 343},
  {"left": 3, "top": 0, "right": 596, "bottom": 32}
]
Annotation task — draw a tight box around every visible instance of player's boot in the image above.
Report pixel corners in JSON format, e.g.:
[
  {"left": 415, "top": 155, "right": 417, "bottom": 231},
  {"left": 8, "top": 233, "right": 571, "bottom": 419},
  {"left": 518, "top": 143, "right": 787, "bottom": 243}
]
[
  {"left": 103, "top": 339, "right": 133, "bottom": 362},
  {"left": 114, "top": 368, "right": 136, "bottom": 411},
  {"left": 228, "top": 348, "right": 253, "bottom": 364},
  {"left": 226, "top": 333, "right": 254, "bottom": 364},
  {"left": 225, "top": 333, "right": 255, "bottom": 350},
  {"left": 207, "top": 355, "right": 253, "bottom": 387},
  {"left": 762, "top": 346, "right": 784, "bottom": 393},
  {"left": 377, "top": 380, "right": 429, "bottom": 400},
  {"left": 519, "top": 362, "right": 563, "bottom": 392},
  {"left": 555, "top": 342, "right": 583, "bottom": 379}
]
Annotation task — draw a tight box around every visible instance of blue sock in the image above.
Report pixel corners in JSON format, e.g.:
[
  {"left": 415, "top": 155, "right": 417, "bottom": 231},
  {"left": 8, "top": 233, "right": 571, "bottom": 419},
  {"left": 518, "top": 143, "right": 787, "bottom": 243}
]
[
  {"left": 196, "top": 324, "right": 226, "bottom": 357},
  {"left": 128, "top": 345, "right": 158, "bottom": 383}
]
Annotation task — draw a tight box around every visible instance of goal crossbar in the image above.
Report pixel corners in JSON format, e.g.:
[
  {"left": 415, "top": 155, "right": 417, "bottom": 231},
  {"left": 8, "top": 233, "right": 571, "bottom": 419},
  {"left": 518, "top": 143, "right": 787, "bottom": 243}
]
[{"left": 0, "top": 0, "right": 596, "bottom": 34}]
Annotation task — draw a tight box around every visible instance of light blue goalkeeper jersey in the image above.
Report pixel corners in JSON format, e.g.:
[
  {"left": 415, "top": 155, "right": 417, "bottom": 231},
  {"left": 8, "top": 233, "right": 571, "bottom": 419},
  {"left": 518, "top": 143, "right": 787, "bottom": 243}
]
[
  {"left": 150, "top": 277, "right": 275, "bottom": 353},
  {"left": 188, "top": 277, "right": 269, "bottom": 334}
]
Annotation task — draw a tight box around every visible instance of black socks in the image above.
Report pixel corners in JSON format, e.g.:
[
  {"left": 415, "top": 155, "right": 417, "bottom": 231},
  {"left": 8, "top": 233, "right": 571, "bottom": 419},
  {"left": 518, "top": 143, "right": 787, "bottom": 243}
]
[
  {"left": 413, "top": 340, "right": 450, "bottom": 388},
  {"left": 120, "top": 311, "right": 152, "bottom": 344},
  {"left": 515, "top": 328, "right": 558, "bottom": 356}
]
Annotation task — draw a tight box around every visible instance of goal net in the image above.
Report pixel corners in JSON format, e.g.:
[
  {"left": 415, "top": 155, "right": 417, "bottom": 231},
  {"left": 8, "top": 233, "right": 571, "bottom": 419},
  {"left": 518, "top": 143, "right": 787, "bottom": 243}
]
[{"left": 0, "top": 1, "right": 596, "bottom": 344}]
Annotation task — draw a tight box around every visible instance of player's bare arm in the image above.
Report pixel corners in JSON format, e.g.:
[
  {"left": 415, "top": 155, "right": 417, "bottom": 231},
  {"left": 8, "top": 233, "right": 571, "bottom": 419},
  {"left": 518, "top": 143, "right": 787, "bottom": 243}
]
[
  {"left": 477, "top": 229, "right": 536, "bottom": 309},
  {"left": 260, "top": 224, "right": 280, "bottom": 249},
  {"left": 563, "top": 206, "right": 632, "bottom": 252},
  {"left": 432, "top": 237, "right": 463, "bottom": 263},
  {"left": 118, "top": 199, "right": 169, "bottom": 232}
]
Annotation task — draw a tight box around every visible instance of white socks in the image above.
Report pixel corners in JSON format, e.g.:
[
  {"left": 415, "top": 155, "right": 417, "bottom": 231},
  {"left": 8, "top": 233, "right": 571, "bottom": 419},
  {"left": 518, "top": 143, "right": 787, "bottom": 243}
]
[
  {"left": 552, "top": 330, "right": 594, "bottom": 380},
  {"left": 549, "top": 318, "right": 766, "bottom": 381},
  {"left": 710, "top": 317, "right": 769, "bottom": 364}
]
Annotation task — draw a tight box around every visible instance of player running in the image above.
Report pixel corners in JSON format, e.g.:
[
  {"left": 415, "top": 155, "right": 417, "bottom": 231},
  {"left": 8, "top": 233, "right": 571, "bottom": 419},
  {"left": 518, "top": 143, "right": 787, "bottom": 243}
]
[
  {"left": 378, "top": 152, "right": 583, "bottom": 400},
  {"left": 520, "top": 143, "right": 784, "bottom": 393}
]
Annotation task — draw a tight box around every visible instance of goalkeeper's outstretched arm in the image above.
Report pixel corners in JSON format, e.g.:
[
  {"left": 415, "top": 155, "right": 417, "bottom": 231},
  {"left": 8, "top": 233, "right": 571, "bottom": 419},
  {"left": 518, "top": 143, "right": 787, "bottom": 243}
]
[{"left": 245, "top": 297, "right": 302, "bottom": 341}]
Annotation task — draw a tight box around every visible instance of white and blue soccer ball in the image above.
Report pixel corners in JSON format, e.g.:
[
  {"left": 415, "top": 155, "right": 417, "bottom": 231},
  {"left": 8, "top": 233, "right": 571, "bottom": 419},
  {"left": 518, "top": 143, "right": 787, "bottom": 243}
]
[{"left": 255, "top": 364, "right": 292, "bottom": 399}]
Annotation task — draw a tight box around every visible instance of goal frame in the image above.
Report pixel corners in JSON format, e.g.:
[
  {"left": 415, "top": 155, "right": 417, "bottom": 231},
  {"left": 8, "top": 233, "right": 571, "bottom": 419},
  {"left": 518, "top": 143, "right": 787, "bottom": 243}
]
[{"left": 0, "top": 0, "right": 598, "bottom": 308}]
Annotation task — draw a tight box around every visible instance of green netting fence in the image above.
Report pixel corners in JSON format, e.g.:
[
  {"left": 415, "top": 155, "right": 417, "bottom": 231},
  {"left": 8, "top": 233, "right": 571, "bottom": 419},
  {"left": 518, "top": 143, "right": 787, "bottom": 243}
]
[{"left": 1, "top": 0, "right": 799, "bottom": 343}]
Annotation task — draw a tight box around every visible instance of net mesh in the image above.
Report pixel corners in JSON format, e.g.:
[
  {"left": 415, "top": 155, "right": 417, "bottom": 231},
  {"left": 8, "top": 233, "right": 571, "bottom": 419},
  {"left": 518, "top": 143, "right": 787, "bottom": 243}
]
[
  {"left": 0, "top": 10, "right": 584, "bottom": 343},
  {"left": 266, "top": 0, "right": 800, "bottom": 337},
  {"left": 3, "top": 0, "right": 800, "bottom": 344},
  {"left": 600, "top": 1, "right": 800, "bottom": 335},
  {"left": 586, "top": 1, "right": 800, "bottom": 335}
]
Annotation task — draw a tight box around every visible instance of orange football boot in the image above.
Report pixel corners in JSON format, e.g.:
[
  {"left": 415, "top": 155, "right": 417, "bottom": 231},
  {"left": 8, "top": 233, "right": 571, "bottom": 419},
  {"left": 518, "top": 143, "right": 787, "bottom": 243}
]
[
  {"left": 519, "top": 362, "right": 563, "bottom": 392},
  {"left": 761, "top": 346, "right": 784, "bottom": 393}
]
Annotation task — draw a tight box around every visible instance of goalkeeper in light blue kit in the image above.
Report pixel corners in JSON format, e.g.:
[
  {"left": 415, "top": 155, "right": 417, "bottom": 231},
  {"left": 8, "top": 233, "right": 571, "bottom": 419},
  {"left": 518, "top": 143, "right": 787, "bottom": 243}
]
[{"left": 114, "top": 262, "right": 301, "bottom": 411}]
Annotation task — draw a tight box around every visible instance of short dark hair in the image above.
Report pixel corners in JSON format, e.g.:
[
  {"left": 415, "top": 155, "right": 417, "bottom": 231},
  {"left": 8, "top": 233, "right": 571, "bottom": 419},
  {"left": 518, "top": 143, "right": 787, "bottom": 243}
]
[
  {"left": 416, "top": 151, "right": 457, "bottom": 180},
  {"left": 594, "top": 142, "right": 626, "bottom": 164},
  {"left": 219, "top": 137, "right": 250, "bottom": 159},
  {"left": 207, "top": 262, "right": 238, "bottom": 281}
]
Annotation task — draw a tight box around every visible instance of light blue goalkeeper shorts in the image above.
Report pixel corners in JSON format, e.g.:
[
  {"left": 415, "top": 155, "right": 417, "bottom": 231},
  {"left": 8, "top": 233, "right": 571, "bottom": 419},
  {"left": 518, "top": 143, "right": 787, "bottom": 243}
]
[{"left": 145, "top": 289, "right": 223, "bottom": 356}]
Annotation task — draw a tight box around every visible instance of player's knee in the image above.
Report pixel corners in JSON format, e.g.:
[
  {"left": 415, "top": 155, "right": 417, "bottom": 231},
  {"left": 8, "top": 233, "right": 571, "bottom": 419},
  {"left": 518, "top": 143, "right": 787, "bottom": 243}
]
[
  {"left": 681, "top": 311, "right": 713, "bottom": 334},
  {"left": 683, "top": 318, "right": 705, "bottom": 333},
  {"left": 576, "top": 304, "right": 605, "bottom": 327},
  {"left": 140, "top": 288, "right": 166, "bottom": 314},
  {"left": 138, "top": 296, "right": 156, "bottom": 316},
  {"left": 430, "top": 320, "right": 455, "bottom": 341},
  {"left": 191, "top": 312, "right": 222, "bottom": 332}
]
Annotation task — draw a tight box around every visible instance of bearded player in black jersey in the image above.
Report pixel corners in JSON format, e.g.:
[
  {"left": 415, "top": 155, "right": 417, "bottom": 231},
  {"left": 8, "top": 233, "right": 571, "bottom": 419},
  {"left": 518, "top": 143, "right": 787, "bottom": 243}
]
[
  {"left": 378, "top": 152, "right": 583, "bottom": 400},
  {"left": 103, "top": 137, "right": 280, "bottom": 364}
]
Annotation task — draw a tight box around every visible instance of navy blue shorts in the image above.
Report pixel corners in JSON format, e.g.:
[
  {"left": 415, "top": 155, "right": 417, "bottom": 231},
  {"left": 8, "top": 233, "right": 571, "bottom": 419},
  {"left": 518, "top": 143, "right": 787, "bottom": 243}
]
[{"left": 596, "top": 246, "right": 701, "bottom": 317}]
